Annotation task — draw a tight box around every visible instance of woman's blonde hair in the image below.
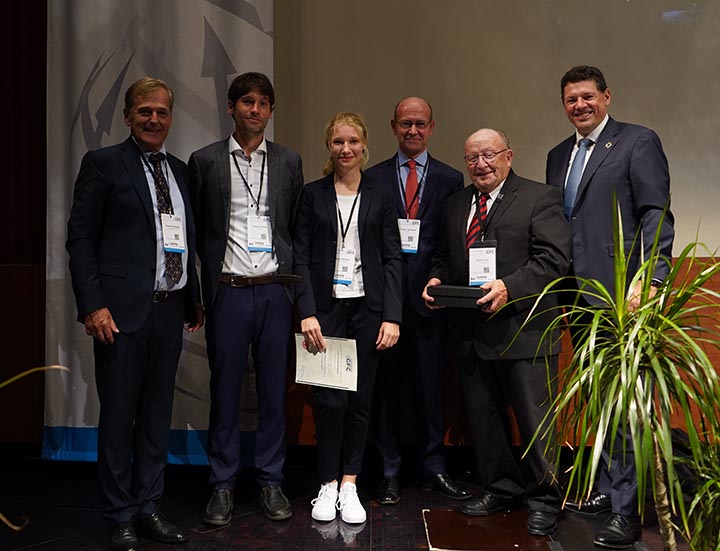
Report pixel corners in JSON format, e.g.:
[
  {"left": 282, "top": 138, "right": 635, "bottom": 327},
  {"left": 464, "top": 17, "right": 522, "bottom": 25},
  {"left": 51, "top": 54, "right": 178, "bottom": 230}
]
[{"left": 322, "top": 112, "right": 369, "bottom": 175}]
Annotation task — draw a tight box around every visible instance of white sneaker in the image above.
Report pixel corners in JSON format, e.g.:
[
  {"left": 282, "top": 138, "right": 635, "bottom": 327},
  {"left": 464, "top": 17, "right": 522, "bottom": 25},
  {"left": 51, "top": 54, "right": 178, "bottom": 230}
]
[
  {"left": 311, "top": 481, "right": 338, "bottom": 521},
  {"left": 337, "top": 482, "right": 366, "bottom": 524}
]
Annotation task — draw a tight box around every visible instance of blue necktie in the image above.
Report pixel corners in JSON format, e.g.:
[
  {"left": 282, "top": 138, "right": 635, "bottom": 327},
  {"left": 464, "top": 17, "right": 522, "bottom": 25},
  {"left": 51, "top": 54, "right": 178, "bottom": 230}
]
[{"left": 563, "top": 138, "right": 593, "bottom": 219}]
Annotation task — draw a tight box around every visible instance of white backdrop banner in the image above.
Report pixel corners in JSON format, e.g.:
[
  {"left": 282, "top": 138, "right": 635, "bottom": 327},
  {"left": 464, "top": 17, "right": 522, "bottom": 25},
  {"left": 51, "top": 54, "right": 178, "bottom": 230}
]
[{"left": 45, "top": 0, "right": 273, "bottom": 464}]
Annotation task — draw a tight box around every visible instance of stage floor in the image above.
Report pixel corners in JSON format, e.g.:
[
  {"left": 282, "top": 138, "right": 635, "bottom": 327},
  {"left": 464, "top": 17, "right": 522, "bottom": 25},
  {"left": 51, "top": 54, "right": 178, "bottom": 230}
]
[{"left": 0, "top": 446, "right": 685, "bottom": 551}]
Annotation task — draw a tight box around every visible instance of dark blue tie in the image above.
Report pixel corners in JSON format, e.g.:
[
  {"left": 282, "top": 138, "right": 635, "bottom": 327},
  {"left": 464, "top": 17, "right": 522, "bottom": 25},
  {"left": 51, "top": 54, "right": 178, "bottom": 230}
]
[{"left": 564, "top": 138, "right": 593, "bottom": 219}]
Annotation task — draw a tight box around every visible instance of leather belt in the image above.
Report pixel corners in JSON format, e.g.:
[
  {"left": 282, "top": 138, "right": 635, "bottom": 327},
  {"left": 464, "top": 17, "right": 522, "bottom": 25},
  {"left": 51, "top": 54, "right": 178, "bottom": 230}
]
[
  {"left": 219, "top": 273, "right": 302, "bottom": 288},
  {"left": 152, "top": 290, "right": 183, "bottom": 302}
]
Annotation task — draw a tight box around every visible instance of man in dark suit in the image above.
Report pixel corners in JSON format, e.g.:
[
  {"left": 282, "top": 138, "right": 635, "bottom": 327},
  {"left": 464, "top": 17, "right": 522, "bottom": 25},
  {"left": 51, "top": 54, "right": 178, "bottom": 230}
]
[
  {"left": 366, "top": 97, "right": 469, "bottom": 505},
  {"left": 188, "top": 72, "right": 303, "bottom": 524},
  {"left": 423, "top": 128, "right": 570, "bottom": 536},
  {"left": 66, "top": 77, "right": 202, "bottom": 551},
  {"left": 546, "top": 65, "right": 674, "bottom": 548}
]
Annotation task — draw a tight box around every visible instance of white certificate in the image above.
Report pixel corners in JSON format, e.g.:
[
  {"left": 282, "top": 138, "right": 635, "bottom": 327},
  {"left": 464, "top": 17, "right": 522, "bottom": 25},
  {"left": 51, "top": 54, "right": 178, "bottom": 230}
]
[{"left": 294, "top": 334, "right": 358, "bottom": 391}]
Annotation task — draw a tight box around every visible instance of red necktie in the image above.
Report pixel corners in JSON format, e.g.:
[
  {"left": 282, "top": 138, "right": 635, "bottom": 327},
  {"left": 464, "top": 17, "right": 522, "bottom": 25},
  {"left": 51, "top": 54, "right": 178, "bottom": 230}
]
[
  {"left": 466, "top": 193, "right": 489, "bottom": 250},
  {"left": 405, "top": 159, "right": 419, "bottom": 219}
]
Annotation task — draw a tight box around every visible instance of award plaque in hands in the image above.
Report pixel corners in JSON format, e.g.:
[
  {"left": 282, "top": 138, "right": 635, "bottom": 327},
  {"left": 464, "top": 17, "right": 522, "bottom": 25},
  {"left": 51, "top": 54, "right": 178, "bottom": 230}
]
[{"left": 427, "top": 285, "right": 488, "bottom": 308}]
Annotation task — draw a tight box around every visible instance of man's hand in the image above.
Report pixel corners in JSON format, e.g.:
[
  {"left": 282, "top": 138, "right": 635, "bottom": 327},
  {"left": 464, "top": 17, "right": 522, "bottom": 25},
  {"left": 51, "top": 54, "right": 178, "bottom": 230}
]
[
  {"left": 422, "top": 278, "right": 445, "bottom": 310},
  {"left": 376, "top": 322, "right": 400, "bottom": 350},
  {"left": 84, "top": 307, "right": 119, "bottom": 345},
  {"left": 628, "top": 280, "right": 658, "bottom": 311},
  {"left": 301, "top": 316, "right": 327, "bottom": 352},
  {"left": 185, "top": 303, "right": 204, "bottom": 333},
  {"left": 476, "top": 279, "right": 508, "bottom": 313}
]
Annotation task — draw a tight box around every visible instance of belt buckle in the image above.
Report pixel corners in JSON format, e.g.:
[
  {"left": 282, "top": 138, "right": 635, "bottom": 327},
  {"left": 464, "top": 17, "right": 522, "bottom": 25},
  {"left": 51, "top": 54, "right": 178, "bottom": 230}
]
[
  {"left": 230, "top": 275, "right": 247, "bottom": 287},
  {"left": 153, "top": 291, "right": 169, "bottom": 302}
]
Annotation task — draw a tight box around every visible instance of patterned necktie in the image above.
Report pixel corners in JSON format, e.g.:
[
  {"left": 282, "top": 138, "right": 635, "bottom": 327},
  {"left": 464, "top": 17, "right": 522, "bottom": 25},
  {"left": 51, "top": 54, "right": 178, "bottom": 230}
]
[
  {"left": 405, "top": 159, "right": 419, "bottom": 219},
  {"left": 466, "top": 192, "right": 490, "bottom": 250},
  {"left": 563, "top": 137, "right": 593, "bottom": 219},
  {"left": 149, "top": 153, "right": 183, "bottom": 284}
]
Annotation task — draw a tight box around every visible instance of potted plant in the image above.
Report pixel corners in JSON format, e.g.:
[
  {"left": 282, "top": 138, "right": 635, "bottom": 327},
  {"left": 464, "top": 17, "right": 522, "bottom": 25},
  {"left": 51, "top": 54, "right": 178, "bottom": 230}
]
[{"left": 524, "top": 203, "right": 720, "bottom": 551}]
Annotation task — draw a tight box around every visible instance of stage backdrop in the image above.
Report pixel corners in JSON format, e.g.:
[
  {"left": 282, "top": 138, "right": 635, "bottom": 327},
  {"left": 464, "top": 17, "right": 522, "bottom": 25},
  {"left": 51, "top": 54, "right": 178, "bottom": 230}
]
[{"left": 44, "top": 0, "right": 273, "bottom": 464}]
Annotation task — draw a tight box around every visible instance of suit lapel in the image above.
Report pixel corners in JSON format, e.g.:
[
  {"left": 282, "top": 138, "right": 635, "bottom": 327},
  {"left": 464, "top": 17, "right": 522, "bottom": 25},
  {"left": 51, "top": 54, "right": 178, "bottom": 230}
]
[
  {"left": 454, "top": 186, "right": 474, "bottom": 247},
  {"left": 215, "top": 141, "right": 232, "bottom": 234},
  {"left": 120, "top": 137, "right": 155, "bottom": 226},
  {"left": 575, "top": 118, "right": 620, "bottom": 204},
  {"left": 551, "top": 136, "right": 574, "bottom": 191},
  {"left": 266, "top": 141, "right": 279, "bottom": 230},
  {"left": 416, "top": 155, "right": 437, "bottom": 220},
  {"left": 357, "top": 173, "right": 372, "bottom": 240},
  {"left": 322, "top": 176, "right": 339, "bottom": 239},
  {"left": 483, "top": 170, "right": 518, "bottom": 236}
]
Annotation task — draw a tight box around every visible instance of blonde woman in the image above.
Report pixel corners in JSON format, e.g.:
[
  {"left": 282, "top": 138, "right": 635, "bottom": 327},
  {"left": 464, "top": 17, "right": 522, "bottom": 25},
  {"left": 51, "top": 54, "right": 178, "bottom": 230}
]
[{"left": 293, "top": 112, "right": 402, "bottom": 524}]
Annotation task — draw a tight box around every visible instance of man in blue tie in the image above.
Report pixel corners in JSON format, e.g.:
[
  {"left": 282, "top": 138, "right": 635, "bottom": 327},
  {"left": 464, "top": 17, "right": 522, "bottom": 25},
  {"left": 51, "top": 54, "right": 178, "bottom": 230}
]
[{"left": 546, "top": 65, "right": 675, "bottom": 549}]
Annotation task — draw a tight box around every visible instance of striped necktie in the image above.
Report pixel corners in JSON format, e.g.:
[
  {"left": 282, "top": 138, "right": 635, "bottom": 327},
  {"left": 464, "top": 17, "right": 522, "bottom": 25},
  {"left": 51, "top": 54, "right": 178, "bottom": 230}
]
[{"left": 466, "top": 192, "right": 489, "bottom": 249}]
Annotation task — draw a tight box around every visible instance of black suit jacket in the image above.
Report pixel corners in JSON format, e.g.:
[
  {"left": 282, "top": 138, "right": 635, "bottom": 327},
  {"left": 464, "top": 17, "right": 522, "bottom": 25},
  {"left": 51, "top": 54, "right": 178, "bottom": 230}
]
[
  {"left": 366, "top": 154, "right": 464, "bottom": 316},
  {"left": 429, "top": 170, "right": 570, "bottom": 360},
  {"left": 66, "top": 136, "right": 199, "bottom": 332},
  {"left": 188, "top": 139, "right": 304, "bottom": 308},
  {"left": 293, "top": 173, "right": 403, "bottom": 323},
  {"left": 546, "top": 117, "right": 674, "bottom": 299}
]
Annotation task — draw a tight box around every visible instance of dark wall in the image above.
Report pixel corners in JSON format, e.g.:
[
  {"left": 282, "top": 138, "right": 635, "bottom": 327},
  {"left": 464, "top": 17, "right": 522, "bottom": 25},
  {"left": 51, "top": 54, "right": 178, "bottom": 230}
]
[{"left": 0, "top": 2, "right": 47, "bottom": 444}]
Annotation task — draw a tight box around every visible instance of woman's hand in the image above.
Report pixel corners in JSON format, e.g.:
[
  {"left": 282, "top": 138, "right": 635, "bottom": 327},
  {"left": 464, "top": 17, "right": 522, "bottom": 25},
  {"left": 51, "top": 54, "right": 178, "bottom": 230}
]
[{"left": 301, "top": 316, "right": 327, "bottom": 352}]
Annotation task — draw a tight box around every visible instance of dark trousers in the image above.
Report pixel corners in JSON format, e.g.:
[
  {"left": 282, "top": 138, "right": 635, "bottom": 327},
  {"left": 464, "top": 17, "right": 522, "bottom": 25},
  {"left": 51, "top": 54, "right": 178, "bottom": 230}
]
[
  {"left": 564, "top": 289, "right": 638, "bottom": 517},
  {"left": 459, "top": 351, "right": 560, "bottom": 513},
  {"left": 313, "top": 298, "right": 382, "bottom": 483},
  {"left": 375, "top": 305, "right": 447, "bottom": 477},
  {"left": 94, "top": 293, "right": 185, "bottom": 523},
  {"left": 205, "top": 282, "right": 293, "bottom": 488}
]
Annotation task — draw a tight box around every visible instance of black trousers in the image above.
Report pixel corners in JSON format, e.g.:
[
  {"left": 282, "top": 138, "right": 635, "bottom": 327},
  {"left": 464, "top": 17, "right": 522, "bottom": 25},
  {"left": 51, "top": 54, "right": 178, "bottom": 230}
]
[
  {"left": 374, "top": 305, "right": 447, "bottom": 477},
  {"left": 313, "top": 298, "right": 382, "bottom": 483},
  {"left": 459, "top": 351, "right": 560, "bottom": 513},
  {"left": 94, "top": 293, "right": 185, "bottom": 523}
]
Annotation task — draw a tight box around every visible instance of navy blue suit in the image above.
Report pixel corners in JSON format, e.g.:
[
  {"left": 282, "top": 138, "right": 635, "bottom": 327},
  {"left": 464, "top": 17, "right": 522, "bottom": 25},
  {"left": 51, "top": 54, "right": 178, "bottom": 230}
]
[
  {"left": 546, "top": 116, "right": 674, "bottom": 516},
  {"left": 366, "top": 154, "right": 463, "bottom": 477},
  {"left": 67, "top": 136, "right": 199, "bottom": 523},
  {"left": 189, "top": 138, "right": 303, "bottom": 489}
]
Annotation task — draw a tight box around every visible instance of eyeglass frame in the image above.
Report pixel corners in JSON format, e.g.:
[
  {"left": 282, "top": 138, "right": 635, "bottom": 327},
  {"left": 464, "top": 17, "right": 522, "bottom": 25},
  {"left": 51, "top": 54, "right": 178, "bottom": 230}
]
[
  {"left": 394, "top": 119, "right": 432, "bottom": 130},
  {"left": 463, "top": 148, "right": 509, "bottom": 165}
]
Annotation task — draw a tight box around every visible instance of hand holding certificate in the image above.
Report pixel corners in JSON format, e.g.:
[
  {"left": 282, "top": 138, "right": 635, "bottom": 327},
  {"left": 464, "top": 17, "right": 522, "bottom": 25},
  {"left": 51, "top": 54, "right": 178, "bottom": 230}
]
[{"left": 294, "top": 334, "right": 358, "bottom": 391}]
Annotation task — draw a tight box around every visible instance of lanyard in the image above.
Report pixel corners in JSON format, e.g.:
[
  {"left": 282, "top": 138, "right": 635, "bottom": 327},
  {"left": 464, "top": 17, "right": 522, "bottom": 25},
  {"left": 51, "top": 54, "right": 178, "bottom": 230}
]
[
  {"left": 232, "top": 150, "right": 266, "bottom": 215},
  {"left": 395, "top": 157, "right": 426, "bottom": 217},
  {"left": 336, "top": 187, "right": 361, "bottom": 248}
]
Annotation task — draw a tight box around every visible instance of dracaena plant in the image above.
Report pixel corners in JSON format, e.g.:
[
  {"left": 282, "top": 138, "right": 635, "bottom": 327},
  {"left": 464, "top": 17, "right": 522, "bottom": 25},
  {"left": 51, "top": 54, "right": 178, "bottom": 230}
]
[{"left": 521, "top": 202, "right": 720, "bottom": 551}]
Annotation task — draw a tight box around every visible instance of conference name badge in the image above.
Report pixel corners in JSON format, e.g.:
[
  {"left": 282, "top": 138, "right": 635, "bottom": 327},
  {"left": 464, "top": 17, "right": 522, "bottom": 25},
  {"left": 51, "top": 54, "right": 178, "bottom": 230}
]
[
  {"left": 248, "top": 215, "right": 273, "bottom": 252},
  {"left": 333, "top": 247, "right": 356, "bottom": 285},
  {"left": 468, "top": 240, "right": 497, "bottom": 287},
  {"left": 161, "top": 213, "right": 186, "bottom": 253},
  {"left": 398, "top": 218, "right": 421, "bottom": 254}
]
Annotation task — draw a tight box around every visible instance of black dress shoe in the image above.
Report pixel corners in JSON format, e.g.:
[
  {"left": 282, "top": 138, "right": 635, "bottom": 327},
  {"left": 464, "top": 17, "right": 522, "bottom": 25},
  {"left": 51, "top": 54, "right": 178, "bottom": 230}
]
[
  {"left": 423, "top": 473, "right": 472, "bottom": 501},
  {"left": 565, "top": 491, "right": 612, "bottom": 516},
  {"left": 136, "top": 512, "right": 186, "bottom": 544},
  {"left": 593, "top": 513, "right": 641, "bottom": 549},
  {"left": 376, "top": 477, "right": 400, "bottom": 505},
  {"left": 260, "top": 485, "right": 293, "bottom": 521},
  {"left": 204, "top": 488, "right": 234, "bottom": 526},
  {"left": 109, "top": 522, "right": 138, "bottom": 551},
  {"left": 527, "top": 510, "right": 558, "bottom": 536},
  {"left": 461, "top": 491, "right": 521, "bottom": 516}
]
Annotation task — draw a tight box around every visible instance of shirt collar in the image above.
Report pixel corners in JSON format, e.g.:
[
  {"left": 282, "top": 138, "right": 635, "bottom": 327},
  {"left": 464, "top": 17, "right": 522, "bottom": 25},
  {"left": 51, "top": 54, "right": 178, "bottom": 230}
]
[
  {"left": 229, "top": 135, "right": 267, "bottom": 158},
  {"left": 397, "top": 149, "right": 428, "bottom": 168},
  {"left": 575, "top": 114, "right": 609, "bottom": 145}
]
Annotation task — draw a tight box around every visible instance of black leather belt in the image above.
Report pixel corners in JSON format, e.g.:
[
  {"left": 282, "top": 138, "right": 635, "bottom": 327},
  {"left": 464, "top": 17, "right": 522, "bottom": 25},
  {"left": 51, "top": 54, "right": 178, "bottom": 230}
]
[
  {"left": 152, "top": 290, "right": 183, "bottom": 302},
  {"left": 219, "top": 273, "right": 302, "bottom": 288}
]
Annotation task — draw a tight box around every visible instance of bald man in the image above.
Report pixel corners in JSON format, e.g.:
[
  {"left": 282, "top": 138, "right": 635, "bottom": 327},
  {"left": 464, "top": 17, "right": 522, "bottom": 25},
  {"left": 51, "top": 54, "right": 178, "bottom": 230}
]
[
  {"left": 423, "top": 128, "right": 570, "bottom": 536},
  {"left": 367, "top": 97, "right": 468, "bottom": 505}
]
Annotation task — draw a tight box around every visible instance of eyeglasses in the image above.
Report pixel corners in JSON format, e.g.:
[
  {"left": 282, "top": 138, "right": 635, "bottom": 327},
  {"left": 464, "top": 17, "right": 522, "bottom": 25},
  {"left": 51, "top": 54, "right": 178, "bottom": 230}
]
[
  {"left": 463, "top": 149, "right": 508, "bottom": 165},
  {"left": 395, "top": 119, "right": 431, "bottom": 130}
]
